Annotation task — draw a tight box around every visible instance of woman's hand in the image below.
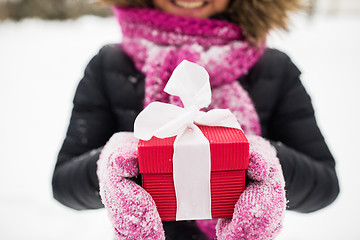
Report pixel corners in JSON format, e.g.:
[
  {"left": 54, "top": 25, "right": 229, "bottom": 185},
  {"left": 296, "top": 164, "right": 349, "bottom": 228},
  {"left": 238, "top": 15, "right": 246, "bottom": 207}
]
[
  {"left": 216, "top": 135, "right": 286, "bottom": 240},
  {"left": 97, "top": 132, "right": 165, "bottom": 240}
]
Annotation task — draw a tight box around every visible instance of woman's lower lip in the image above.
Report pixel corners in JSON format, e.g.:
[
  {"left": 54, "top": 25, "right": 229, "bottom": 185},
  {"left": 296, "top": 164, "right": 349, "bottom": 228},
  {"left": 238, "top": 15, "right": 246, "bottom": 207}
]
[
  {"left": 170, "top": 0, "right": 208, "bottom": 17},
  {"left": 173, "top": 0, "right": 206, "bottom": 9}
]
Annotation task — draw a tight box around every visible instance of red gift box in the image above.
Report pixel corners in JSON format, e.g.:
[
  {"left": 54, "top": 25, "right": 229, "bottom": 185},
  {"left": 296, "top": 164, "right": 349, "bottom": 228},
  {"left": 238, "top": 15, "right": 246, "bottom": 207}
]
[{"left": 138, "top": 125, "right": 249, "bottom": 221}]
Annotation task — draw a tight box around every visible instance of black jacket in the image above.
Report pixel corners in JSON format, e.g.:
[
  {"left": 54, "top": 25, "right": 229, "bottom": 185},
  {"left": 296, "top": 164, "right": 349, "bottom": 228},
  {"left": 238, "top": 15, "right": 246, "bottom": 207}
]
[{"left": 52, "top": 44, "right": 339, "bottom": 237}]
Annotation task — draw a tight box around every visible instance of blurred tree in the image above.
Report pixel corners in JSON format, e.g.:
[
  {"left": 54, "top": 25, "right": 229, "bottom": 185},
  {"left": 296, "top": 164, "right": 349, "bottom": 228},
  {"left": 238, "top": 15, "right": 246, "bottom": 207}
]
[
  {"left": 308, "top": 0, "right": 316, "bottom": 16},
  {"left": 0, "top": 0, "right": 111, "bottom": 21}
]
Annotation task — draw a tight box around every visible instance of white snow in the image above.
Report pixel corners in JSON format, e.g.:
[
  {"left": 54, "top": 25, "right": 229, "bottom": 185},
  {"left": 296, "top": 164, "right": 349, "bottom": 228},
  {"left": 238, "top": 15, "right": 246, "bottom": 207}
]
[{"left": 0, "top": 13, "right": 359, "bottom": 239}]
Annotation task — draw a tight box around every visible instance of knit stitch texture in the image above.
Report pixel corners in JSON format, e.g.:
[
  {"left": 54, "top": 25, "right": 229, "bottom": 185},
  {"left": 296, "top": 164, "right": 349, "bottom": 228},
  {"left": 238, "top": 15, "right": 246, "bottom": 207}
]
[
  {"left": 216, "top": 135, "right": 286, "bottom": 240},
  {"left": 97, "top": 132, "right": 165, "bottom": 240}
]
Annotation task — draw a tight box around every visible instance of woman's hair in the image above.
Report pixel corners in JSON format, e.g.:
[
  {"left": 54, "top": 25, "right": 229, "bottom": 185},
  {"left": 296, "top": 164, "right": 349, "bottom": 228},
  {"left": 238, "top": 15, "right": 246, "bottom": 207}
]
[{"left": 100, "top": 0, "right": 303, "bottom": 44}]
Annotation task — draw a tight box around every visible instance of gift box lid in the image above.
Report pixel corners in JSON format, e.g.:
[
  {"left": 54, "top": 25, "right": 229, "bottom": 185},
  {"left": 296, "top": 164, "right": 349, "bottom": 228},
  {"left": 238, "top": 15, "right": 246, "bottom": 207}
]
[{"left": 138, "top": 125, "right": 249, "bottom": 174}]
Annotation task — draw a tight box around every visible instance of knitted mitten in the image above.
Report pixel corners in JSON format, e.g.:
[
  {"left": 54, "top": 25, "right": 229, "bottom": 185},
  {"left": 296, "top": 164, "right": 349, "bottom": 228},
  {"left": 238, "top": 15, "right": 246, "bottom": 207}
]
[
  {"left": 216, "top": 135, "right": 286, "bottom": 240},
  {"left": 97, "top": 132, "right": 165, "bottom": 240}
]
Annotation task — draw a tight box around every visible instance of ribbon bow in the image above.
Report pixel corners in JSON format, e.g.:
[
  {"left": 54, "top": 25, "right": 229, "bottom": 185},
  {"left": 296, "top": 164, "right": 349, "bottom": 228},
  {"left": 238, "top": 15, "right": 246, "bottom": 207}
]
[{"left": 134, "top": 60, "right": 241, "bottom": 220}]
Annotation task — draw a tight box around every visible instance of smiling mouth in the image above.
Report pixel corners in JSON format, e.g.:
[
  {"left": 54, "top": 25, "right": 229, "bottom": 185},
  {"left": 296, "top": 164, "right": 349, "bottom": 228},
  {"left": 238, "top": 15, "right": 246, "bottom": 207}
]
[{"left": 172, "top": 0, "right": 208, "bottom": 9}]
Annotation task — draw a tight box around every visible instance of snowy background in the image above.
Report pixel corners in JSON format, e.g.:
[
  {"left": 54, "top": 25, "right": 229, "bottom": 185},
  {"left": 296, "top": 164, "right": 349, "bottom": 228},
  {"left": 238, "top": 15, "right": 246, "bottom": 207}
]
[{"left": 1, "top": 12, "right": 360, "bottom": 239}]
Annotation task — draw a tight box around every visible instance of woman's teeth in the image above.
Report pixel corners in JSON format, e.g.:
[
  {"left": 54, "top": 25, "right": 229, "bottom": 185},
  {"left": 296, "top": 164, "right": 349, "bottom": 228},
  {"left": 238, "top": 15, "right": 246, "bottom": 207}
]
[{"left": 174, "top": 1, "right": 205, "bottom": 9}]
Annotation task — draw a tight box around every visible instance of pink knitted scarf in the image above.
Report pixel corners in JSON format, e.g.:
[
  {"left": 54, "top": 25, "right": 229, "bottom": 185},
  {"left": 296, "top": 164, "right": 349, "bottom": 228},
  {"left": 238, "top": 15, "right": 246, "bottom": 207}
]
[{"left": 114, "top": 7, "right": 264, "bottom": 136}]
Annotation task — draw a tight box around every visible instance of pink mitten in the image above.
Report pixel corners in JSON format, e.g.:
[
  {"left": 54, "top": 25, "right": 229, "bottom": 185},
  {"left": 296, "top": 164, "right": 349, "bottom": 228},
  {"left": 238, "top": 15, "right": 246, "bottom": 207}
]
[
  {"left": 216, "top": 135, "right": 286, "bottom": 240},
  {"left": 97, "top": 132, "right": 165, "bottom": 240}
]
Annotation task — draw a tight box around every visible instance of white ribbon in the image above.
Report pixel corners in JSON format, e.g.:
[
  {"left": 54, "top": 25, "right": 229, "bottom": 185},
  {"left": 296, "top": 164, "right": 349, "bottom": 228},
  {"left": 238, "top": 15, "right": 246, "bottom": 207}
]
[{"left": 134, "top": 60, "right": 241, "bottom": 220}]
